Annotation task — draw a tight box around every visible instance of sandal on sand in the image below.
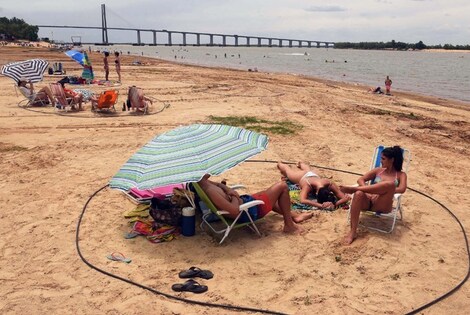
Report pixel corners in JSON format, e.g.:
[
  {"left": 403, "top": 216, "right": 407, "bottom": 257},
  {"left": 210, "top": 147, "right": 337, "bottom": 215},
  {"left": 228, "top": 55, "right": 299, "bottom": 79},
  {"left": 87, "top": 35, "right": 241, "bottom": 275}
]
[
  {"left": 172, "top": 279, "right": 208, "bottom": 294},
  {"left": 179, "top": 266, "right": 214, "bottom": 279},
  {"left": 106, "top": 252, "right": 132, "bottom": 264}
]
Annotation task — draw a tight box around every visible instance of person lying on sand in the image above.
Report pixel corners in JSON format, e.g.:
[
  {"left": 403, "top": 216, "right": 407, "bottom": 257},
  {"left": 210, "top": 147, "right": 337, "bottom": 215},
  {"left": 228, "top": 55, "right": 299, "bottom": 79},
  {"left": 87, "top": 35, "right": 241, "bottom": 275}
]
[
  {"left": 340, "top": 146, "right": 407, "bottom": 245},
  {"left": 277, "top": 161, "right": 350, "bottom": 210},
  {"left": 198, "top": 174, "right": 313, "bottom": 235}
]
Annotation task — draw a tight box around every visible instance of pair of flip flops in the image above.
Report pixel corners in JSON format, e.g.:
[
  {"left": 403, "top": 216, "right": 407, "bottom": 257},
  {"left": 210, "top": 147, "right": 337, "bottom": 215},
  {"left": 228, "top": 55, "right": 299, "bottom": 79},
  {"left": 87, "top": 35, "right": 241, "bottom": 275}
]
[{"left": 171, "top": 267, "right": 213, "bottom": 294}]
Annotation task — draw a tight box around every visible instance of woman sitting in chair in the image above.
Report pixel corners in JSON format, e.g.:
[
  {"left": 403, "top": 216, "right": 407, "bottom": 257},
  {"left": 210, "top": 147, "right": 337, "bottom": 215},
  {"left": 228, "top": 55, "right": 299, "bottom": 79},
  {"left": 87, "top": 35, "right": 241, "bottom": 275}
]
[
  {"left": 340, "top": 146, "right": 408, "bottom": 245},
  {"left": 18, "top": 78, "right": 55, "bottom": 106}
]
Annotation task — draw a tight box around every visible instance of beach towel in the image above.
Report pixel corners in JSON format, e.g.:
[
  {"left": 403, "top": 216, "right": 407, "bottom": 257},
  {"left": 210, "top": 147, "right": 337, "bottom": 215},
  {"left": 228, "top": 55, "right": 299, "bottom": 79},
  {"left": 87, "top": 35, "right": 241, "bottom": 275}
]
[
  {"left": 286, "top": 180, "right": 318, "bottom": 210},
  {"left": 131, "top": 220, "right": 179, "bottom": 243}
]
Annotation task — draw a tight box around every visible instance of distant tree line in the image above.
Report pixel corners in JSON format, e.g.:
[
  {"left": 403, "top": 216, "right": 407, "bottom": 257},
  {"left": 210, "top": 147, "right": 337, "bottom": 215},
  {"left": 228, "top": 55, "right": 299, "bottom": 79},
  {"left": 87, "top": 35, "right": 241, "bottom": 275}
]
[
  {"left": 0, "top": 17, "right": 38, "bottom": 41},
  {"left": 334, "top": 40, "right": 470, "bottom": 51}
]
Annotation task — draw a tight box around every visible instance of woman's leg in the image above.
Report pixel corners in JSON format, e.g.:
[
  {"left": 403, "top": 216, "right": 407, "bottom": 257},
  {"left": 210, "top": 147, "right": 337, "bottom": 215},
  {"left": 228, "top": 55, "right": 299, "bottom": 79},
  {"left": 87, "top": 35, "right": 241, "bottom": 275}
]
[
  {"left": 262, "top": 181, "right": 303, "bottom": 234},
  {"left": 277, "top": 162, "right": 305, "bottom": 183},
  {"left": 345, "top": 191, "right": 371, "bottom": 244},
  {"left": 37, "top": 87, "right": 55, "bottom": 106},
  {"left": 342, "top": 181, "right": 396, "bottom": 244}
]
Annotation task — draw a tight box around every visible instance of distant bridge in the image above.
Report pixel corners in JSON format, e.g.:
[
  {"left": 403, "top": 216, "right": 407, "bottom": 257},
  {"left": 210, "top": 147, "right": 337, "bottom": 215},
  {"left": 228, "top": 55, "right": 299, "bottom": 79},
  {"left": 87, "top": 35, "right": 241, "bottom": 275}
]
[
  {"left": 36, "top": 24, "right": 334, "bottom": 48},
  {"left": 36, "top": 4, "right": 334, "bottom": 48}
]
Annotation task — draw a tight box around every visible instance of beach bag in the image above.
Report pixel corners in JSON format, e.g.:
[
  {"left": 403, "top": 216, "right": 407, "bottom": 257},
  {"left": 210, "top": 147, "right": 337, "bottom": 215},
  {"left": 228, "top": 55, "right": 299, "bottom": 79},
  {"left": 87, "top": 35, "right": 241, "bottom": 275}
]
[
  {"left": 171, "top": 187, "right": 194, "bottom": 208},
  {"left": 149, "top": 196, "right": 182, "bottom": 227}
]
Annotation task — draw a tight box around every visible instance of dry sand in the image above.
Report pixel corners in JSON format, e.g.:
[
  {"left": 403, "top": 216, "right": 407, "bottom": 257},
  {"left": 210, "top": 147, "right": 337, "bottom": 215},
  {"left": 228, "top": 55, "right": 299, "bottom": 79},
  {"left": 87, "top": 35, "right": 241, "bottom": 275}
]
[{"left": 0, "top": 45, "right": 469, "bottom": 314}]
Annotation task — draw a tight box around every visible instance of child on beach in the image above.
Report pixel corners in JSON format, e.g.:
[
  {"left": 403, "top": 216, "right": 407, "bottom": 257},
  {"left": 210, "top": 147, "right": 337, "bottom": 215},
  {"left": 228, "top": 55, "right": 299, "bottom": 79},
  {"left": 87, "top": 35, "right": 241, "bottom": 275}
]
[
  {"left": 277, "top": 161, "right": 351, "bottom": 210},
  {"left": 340, "top": 146, "right": 407, "bottom": 245}
]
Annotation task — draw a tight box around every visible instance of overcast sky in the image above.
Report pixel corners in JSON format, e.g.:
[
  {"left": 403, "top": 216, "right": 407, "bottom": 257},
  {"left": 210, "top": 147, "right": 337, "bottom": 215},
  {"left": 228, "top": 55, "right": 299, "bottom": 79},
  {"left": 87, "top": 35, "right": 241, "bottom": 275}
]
[{"left": 2, "top": 0, "right": 469, "bottom": 45}]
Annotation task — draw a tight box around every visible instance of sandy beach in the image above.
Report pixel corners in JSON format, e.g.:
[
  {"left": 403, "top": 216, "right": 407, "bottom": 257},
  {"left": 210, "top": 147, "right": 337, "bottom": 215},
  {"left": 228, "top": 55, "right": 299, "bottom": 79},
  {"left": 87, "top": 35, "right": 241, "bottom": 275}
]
[{"left": 0, "top": 45, "right": 469, "bottom": 314}]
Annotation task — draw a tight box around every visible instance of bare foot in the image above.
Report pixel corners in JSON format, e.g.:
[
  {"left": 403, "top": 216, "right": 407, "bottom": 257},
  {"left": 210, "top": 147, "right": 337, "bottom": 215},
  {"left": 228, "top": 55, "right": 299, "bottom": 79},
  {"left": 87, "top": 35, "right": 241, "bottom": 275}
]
[
  {"left": 292, "top": 212, "right": 314, "bottom": 223},
  {"left": 340, "top": 185, "right": 357, "bottom": 194},
  {"left": 283, "top": 224, "right": 304, "bottom": 235},
  {"left": 343, "top": 232, "right": 357, "bottom": 245}
]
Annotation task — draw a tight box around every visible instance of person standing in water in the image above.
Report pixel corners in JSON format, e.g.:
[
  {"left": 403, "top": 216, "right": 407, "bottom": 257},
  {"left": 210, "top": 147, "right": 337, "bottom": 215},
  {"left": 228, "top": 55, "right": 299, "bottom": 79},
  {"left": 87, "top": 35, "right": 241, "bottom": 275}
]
[{"left": 385, "top": 76, "right": 392, "bottom": 95}]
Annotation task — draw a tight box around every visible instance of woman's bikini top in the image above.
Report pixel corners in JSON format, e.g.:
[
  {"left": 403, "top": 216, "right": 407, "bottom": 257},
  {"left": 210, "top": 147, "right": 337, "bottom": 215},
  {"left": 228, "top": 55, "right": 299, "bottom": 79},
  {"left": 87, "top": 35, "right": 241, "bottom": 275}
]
[{"left": 374, "top": 169, "right": 399, "bottom": 187}]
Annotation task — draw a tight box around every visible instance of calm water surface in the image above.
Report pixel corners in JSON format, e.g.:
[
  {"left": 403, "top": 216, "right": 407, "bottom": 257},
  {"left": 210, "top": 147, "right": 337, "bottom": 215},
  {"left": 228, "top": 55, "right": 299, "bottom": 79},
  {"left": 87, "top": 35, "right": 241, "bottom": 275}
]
[{"left": 92, "top": 45, "right": 470, "bottom": 103}]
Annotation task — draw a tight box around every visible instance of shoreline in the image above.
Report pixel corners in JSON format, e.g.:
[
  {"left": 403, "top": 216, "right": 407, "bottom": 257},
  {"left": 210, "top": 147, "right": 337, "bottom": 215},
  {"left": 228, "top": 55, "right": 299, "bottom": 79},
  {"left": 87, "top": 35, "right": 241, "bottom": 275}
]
[{"left": 1, "top": 46, "right": 469, "bottom": 314}]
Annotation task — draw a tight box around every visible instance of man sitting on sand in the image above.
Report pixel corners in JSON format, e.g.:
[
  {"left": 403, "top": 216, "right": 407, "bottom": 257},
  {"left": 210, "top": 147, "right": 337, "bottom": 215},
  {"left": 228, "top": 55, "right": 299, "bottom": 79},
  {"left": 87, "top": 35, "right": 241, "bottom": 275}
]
[{"left": 198, "top": 174, "right": 313, "bottom": 234}]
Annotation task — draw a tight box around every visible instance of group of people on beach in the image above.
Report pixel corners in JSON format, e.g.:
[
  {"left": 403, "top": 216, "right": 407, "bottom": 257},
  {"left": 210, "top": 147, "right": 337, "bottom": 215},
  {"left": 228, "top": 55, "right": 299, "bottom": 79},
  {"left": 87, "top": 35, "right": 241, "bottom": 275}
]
[{"left": 198, "top": 145, "right": 407, "bottom": 245}]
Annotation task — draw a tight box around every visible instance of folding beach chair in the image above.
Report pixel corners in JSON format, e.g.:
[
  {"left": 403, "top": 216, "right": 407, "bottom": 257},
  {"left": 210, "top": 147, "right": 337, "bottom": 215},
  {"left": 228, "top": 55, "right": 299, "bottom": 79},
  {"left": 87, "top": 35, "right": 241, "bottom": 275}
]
[
  {"left": 14, "top": 84, "right": 49, "bottom": 107},
  {"left": 50, "top": 83, "right": 80, "bottom": 112},
  {"left": 91, "top": 90, "right": 118, "bottom": 112},
  {"left": 191, "top": 183, "right": 265, "bottom": 244},
  {"left": 347, "top": 145, "right": 411, "bottom": 233}
]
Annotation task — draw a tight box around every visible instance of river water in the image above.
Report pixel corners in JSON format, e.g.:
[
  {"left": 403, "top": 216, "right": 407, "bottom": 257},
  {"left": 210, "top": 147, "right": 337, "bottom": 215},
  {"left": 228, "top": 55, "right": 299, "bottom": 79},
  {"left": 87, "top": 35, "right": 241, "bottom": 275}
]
[{"left": 91, "top": 45, "right": 470, "bottom": 103}]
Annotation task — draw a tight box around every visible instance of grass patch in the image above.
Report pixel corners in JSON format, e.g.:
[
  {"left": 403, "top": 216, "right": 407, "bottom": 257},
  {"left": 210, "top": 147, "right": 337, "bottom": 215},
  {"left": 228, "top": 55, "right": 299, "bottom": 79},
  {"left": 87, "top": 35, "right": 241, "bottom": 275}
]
[
  {"left": 363, "top": 108, "right": 422, "bottom": 120},
  {"left": 207, "top": 115, "right": 301, "bottom": 135},
  {"left": 0, "top": 145, "right": 28, "bottom": 153}
]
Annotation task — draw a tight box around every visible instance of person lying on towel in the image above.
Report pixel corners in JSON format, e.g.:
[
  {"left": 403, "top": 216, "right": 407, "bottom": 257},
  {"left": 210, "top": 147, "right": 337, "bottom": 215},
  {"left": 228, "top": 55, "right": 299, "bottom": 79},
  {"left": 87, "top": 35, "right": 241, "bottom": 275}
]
[
  {"left": 277, "top": 161, "right": 351, "bottom": 210},
  {"left": 198, "top": 174, "right": 313, "bottom": 234}
]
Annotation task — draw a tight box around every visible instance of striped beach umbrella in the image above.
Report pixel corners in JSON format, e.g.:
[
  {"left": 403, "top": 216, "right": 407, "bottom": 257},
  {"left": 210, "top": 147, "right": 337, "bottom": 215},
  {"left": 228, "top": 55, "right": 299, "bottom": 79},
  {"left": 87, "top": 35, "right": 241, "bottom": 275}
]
[
  {"left": 1, "top": 59, "right": 49, "bottom": 83},
  {"left": 109, "top": 124, "right": 269, "bottom": 191}
]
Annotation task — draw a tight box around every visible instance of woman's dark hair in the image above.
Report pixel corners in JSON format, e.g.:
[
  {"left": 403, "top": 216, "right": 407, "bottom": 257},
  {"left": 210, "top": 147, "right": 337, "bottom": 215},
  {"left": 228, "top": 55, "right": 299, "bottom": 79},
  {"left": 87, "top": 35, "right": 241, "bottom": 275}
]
[
  {"left": 382, "top": 146, "right": 403, "bottom": 171},
  {"left": 104, "top": 51, "right": 110, "bottom": 57},
  {"left": 317, "top": 187, "right": 337, "bottom": 204},
  {"left": 114, "top": 51, "right": 119, "bottom": 56}
]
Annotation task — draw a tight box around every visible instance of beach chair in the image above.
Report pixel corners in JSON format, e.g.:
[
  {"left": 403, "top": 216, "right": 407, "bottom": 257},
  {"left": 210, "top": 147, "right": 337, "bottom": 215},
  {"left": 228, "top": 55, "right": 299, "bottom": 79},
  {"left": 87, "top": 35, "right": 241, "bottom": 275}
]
[
  {"left": 128, "top": 86, "right": 151, "bottom": 114},
  {"left": 14, "top": 84, "right": 49, "bottom": 107},
  {"left": 91, "top": 89, "right": 118, "bottom": 112},
  {"left": 50, "top": 83, "right": 79, "bottom": 112},
  {"left": 347, "top": 145, "right": 411, "bottom": 233},
  {"left": 191, "top": 182, "right": 265, "bottom": 244}
]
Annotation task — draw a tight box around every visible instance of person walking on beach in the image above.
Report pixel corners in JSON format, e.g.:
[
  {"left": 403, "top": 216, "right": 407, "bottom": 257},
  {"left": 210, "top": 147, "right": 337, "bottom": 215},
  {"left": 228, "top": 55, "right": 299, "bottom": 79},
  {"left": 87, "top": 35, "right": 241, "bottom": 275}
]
[
  {"left": 339, "top": 146, "right": 407, "bottom": 245},
  {"left": 114, "top": 52, "right": 121, "bottom": 82},
  {"left": 103, "top": 51, "right": 110, "bottom": 81},
  {"left": 385, "top": 76, "right": 392, "bottom": 95}
]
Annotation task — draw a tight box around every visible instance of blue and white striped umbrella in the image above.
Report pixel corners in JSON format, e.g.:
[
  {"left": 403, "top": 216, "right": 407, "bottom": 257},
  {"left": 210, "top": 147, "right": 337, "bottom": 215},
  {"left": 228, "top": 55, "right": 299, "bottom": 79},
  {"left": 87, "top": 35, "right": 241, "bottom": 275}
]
[
  {"left": 109, "top": 124, "right": 269, "bottom": 191},
  {"left": 1, "top": 59, "right": 49, "bottom": 83}
]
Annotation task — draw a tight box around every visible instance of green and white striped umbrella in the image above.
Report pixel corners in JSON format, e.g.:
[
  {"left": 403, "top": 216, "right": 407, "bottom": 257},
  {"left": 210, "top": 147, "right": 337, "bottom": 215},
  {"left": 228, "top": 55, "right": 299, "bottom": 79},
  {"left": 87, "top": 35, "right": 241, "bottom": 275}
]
[{"left": 109, "top": 124, "right": 269, "bottom": 191}]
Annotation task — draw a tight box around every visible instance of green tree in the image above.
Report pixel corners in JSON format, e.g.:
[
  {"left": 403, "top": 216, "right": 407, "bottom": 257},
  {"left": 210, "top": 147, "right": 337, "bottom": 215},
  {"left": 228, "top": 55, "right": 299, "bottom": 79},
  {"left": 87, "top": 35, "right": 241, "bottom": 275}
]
[{"left": 0, "top": 17, "right": 38, "bottom": 41}]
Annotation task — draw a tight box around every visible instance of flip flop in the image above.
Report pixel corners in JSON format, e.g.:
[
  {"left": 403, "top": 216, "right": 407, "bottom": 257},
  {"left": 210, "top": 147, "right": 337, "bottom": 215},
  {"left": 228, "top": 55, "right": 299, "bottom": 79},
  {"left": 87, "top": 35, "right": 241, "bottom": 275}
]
[
  {"left": 106, "top": 252, "right": 132, "bottom": 263},
  {"left": 178, "top": 266, "right": 214, "bottom": 280},
  {"left": 171, "top": 279, "right": 208, "bottom": 294}
]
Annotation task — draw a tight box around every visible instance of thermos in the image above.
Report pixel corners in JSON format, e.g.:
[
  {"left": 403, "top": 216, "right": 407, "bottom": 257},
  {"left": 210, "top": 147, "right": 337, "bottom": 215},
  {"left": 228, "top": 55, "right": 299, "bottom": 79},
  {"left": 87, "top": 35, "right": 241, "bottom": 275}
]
[{"left": 181, "top": 207, "right": 196, "bottom": 236}]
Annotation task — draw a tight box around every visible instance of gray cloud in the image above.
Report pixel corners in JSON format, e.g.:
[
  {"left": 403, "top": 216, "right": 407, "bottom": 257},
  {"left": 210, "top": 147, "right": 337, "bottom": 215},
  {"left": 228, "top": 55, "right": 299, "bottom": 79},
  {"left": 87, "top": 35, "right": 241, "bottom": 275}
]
[{"left": 305, "top": 5, "right": 346, "bottom": 12}]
